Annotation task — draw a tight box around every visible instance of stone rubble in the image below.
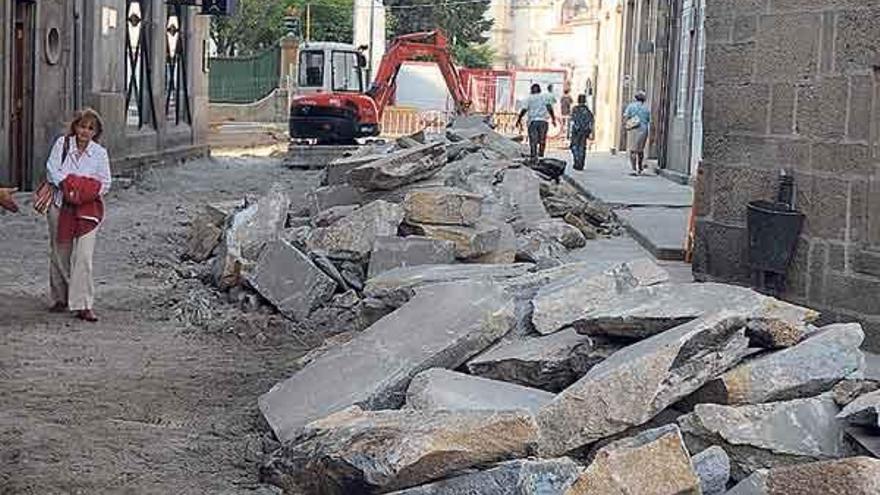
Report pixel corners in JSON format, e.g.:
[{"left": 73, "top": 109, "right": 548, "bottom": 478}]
[
  {"left": 537, "top": 312, "right": 752, "bottom": 456},
  {"left": 466, "top": 328, "right": 617, "bottom": 392},
  {"left": 259, "top": 281, "right": 515, "bottom": 443},
  {"left": 180, "top": 121, "right": 874, "bottom": 494},
  {"left": 404, "top": 368, "right": 554, "bottom": 413},
  {"left": 565, "top": 425, "right": 702, "bottom": 495},
  {"left": 725, "top": 457, "right": 880, "bottom": 495},
  {"left": 261, "top": 405, "right": 539, "bottom": 494},
  {"left": 686, "top": 322, "right": 864, "bottom": 405},
  {"left": 678, "top": 394, "right": 857, "bottom": 480}
]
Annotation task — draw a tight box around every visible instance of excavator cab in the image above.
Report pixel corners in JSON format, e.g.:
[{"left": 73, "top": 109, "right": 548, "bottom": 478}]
[{"left": 289, "top": 42, "right": 379, "bottom": 143}]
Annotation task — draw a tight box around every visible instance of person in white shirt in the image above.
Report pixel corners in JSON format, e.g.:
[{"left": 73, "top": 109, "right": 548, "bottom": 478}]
[
  {"left": 516, "top": 84, "right": 558, "bottom": 160},
  {"left": 44, "top": 108, "right": 111, "bottom": 322}
]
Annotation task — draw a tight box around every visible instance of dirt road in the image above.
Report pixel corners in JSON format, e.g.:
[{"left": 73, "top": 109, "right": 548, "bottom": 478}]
[{"left": 1, "top": 156, "right": 321, "bottom": 494}]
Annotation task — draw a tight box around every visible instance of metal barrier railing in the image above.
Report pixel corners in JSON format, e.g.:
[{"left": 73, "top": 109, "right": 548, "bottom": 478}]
[{"left": 380, "top": 107, "right": 568, "bottom": 142}]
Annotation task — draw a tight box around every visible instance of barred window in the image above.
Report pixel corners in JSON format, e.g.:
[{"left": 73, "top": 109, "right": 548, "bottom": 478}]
[
  {"left": 165, "top": 5, "right": 191, "bottom": 124},
  {"left": 126, "top": 0, "right": 157, "bottom": 128}
]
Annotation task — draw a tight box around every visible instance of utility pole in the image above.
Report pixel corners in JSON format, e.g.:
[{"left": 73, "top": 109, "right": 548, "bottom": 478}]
[
  {"left": 367, "top": 0, "right": 375, "bottom": 83},
  {"left": 306, "top": 3, "right": 311, "bottom": 42}
]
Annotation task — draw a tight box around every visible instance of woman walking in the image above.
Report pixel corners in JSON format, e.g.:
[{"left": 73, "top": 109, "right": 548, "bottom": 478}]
[
  {"left": 623, "top": 91, "right": 651, "bottom": 175},
  {"left": 44, "top": 108, "right": 111, "bottom": 322}
]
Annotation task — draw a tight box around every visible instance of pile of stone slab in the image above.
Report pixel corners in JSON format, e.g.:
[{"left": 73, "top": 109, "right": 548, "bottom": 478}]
[
  {"left": 255, "top": 246, "right": 880, "bottom": 493},
  {"left": 183, "top": 118, "right": 618, "bottom": 331},
  {"left": 186, "top": 120, "right": 879, "bottom": 493}
]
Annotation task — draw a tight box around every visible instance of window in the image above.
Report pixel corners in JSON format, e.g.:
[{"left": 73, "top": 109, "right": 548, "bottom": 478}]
[
  {"left": 165, "top": 4, "right": 191, "bottom": 124},
  {"left": 298, "top": 50, "right": 325, "bottom": 87},
  {"left": 126, "top": 0, "right": 156, "bottom": 128},
  {"left": 331, "top": 51, "right": 362, "bottom": 92}
]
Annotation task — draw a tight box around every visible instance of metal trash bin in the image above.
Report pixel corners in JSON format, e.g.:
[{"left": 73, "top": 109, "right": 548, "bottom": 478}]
[{"left": 746, "top": 200, "right": 805, "bottom": 274}]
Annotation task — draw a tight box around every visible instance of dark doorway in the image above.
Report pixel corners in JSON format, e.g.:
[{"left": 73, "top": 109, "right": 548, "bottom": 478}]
[{"left": 10, "top": 0, "right": 34, "bottom": 190}]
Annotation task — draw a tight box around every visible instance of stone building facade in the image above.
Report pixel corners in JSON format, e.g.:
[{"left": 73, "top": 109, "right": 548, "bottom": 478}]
[
  {"left": 0, "top": 0, "right": 210, "bottom": 190},
  {"left": 693, "top": 0, "right": 880, "bottom": 348}
]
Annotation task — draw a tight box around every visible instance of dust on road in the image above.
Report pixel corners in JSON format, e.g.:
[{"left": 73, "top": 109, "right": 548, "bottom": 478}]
[{"left": 1, "top": 156, "right": 321, "bottom": 494}]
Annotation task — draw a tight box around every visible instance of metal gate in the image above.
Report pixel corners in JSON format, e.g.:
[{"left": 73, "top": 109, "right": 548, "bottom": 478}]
[{"left": 208, "top": 44, "right": 281, "bottom": 103}]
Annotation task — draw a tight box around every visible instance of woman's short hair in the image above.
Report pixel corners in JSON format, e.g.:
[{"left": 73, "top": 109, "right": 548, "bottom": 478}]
[
  {"left": 634, "top": 91, "right": 647, "bottom": 102},
  {"left": 68, "top": 108, "right": 104, "bottom": 141}
]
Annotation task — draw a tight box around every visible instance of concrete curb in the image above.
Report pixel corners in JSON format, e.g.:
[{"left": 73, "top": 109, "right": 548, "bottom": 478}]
[{"left": 562, "top": 173, "right": 686, "bottom": 261}]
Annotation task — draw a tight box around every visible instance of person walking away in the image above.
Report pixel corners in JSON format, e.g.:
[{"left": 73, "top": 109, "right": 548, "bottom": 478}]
[
  {"left": 516, "top": 84, "right": 558, "bottom": 161},
  {"left": 569, "top": 94, "right": 594, "bottom": 171},
  {"left": 560, "top": 88, "right": 573, "bottom": 139},
  {"left": 0, "top": 187, "right": 18, "bottom": 212},
  {"left": 44, "top": 108, "right": 111, "bottom": 322},
  {"left": 623, "top": 90, "right": 651, "bottom": 175}
]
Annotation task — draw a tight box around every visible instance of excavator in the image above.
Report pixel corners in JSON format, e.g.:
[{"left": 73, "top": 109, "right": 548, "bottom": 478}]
[{"left": 288, "top": 30, "right": 471, "bottom": 149}]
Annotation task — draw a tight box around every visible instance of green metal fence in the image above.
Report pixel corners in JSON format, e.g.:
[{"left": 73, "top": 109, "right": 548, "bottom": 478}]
[{"left": 208, "top": 44, "right": 281, "bottom": 103}]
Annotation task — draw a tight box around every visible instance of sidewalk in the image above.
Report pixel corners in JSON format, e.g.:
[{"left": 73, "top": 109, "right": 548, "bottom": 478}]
[{"left": 552, "top": 150, "right": 694, "bottom": 262}]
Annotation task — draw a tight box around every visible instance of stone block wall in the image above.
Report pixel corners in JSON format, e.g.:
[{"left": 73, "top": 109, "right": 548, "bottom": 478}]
[{"left": 694, "top": 0, "right": 880, "bottom": 349}]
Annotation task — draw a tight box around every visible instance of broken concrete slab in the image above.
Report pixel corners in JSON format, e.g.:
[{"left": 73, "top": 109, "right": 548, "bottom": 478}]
[
  {"left": 726, "top": 457, "right": 880, "bottom": 495},
  {"left": 403, "top": 187, "right": 483, "bottom": 226},
  {"left": 185, "top": 214, "right": 223, "bottom": 262},
  {"left": 259, "top": 281, "right": 516, "bottom": 443},
  {"left": 845, "top": 425, "right": 880, "bottom": 457},
  {"left": 213, "top": 184, "right": 290, "bottom": 288},
  {"left": 500, "top": 261, "right": 594, "bottom": 295},
  {"left": 313, "top": 204, "right": 359, "bottom": 227},
  {"left": 565, "top": 425, "right": 701, "bottom": 495},
  {"left": 537, "top": 312, "right": 751, "bottom": 456},
  {"left": 248, "top": 240, "right": 337, "bottom": 321},
  {"left": 323, "top": 153, "right": 386, "bottom": 186},
  {"left": 574, "top": 282, "right": 819, "bottom": 342},
  {"left": 688, "top": 323, "right": 864, "bottom": 405},
  {"left": 468, "top": 221, "right": 517, "bottom": 264},
  {"left": 528, "top": 219, "right": 587, "bottom": 249},
  {"left": 404, "top": 368, "right": 554, "bottom": 414},
  {"left": 502, "top": 167, "right": 551, "bottom": 231},
  {"left": 363, "top": 263, "right": 533, "bottom": 310},
  {"left": 838, "top": 389, "right": 880, "bottom": 428},
  {"left": 693, "top": 446, "right": 730, "bottom": 495},
  {"left": 833, "top": 378, "right": 880, "bottom": 406},
  {"left": 186, "top": 201, "right": 244, "bottom": 263},
  {"left": 531, "top": 258, "right": 669, "bottom": 335},
  {"left": 309, "top": 184, "right": 363, "bottom": 213},
  {"left": 563, "top": 212, "right": 599, "bottom": 240},
  {"left": 515, "top": 231, "right": 570, "bottom": 268},
  {"left": 466, "top": 329, "right": 616, "bottom": 392},
  {"left": 261, "top": 406, "right": 539, "bottom": 494},
  {"left": 349, "top": 142, "right": 447, "bottom": 191},
  {"left": 367, "top": 236, "right": 456, "bottom": 278},
  {"left": 388, "top": 458, "right": 579, "bottom": 495},
  {"left": 307, "top": 200, "right": 404, "bottom": 260},
  {"left": 678, "top": 395, "right": 856, "bottom": 480},
  {"left": 405, "top": 220, "right": 504, "bottom": 259}
]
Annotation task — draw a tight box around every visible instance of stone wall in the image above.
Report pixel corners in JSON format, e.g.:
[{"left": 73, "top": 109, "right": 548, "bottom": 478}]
[{"left": 694, "top": 0, "right": 880, "bottom": 349}]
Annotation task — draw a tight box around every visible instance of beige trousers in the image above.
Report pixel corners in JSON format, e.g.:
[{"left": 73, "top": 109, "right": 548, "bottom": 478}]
[{"left": 48, "top": 205, "right": 98, "bottom": 311}]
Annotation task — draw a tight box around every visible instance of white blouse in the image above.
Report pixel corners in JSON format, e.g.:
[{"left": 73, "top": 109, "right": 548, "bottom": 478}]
[{"left": 45, "top": 136, "right": 112, "bottom": 207}]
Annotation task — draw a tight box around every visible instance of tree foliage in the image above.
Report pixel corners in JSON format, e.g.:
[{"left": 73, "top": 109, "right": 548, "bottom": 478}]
[
  {"left": 211, "top": 0, "right": 355, "bottom": 56},
  {"left": 286, "top": 0, "right": 354, "bottom": 44},
  {"left": 211, "top": 0, "right": 287, "bottom": 55},
  {"left": 383, "top": 0, "right": 494, "bottom": 67},
  {"left": 452, "top": 43, "right": 495, "bottom": 69}
]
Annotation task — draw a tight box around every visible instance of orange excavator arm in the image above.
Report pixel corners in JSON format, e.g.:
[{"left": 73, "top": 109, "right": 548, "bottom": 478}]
[{"left": 366, "top": 30, "right": 471, "bottom": 119}]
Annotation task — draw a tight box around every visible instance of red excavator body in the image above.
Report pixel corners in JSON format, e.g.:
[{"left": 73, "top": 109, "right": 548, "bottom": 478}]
[{"left": 289, "top": 31, "right": 470, "bottom": 144}]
